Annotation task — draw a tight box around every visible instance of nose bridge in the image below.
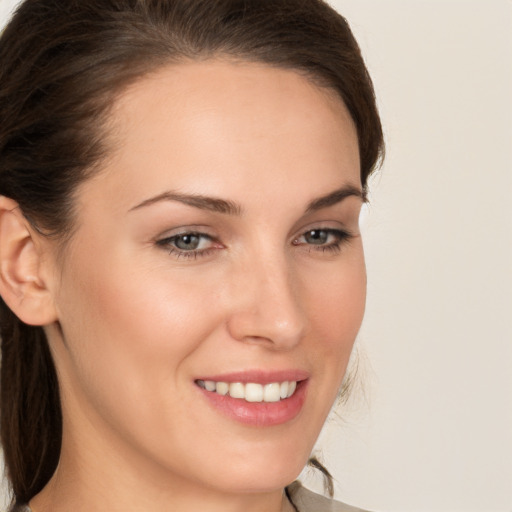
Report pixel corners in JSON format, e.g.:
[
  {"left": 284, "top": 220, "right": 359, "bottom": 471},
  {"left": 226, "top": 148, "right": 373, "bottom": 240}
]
[{"left": 227, "top": 249, "right": 305, "bottom": 348}]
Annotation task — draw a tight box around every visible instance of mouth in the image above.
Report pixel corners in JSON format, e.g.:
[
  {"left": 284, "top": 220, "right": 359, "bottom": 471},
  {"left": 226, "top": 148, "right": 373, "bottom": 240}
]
[
  {"left": 195, "top": 379, "right": 297, "bottom": 403},
  {"left": 194, "top": 372, "right": 309, "bottom": 426}
]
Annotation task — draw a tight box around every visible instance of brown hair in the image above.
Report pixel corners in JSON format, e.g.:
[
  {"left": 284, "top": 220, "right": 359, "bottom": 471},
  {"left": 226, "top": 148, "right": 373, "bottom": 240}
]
[{"left": 0, "top": 0, "right": 384, "bottom": 505}]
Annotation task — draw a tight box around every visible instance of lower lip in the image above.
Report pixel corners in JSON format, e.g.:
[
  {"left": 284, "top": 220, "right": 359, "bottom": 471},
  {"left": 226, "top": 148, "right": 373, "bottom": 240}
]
[{"left": 197, "top": 380, "right": 308, "bottom": 427}]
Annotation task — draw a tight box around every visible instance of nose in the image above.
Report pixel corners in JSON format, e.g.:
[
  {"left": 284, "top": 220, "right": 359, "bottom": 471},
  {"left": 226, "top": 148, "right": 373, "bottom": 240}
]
[{"left": 226, "top": 255, "right": 306, "bottom": 349}]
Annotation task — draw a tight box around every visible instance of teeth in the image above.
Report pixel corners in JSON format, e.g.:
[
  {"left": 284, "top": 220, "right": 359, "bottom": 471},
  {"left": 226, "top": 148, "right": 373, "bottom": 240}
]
[
  {"left": 216, "top": 381, "right": 229, "bottom": 395},
  {"left": 245, "top": 383, "right": 263, "bottom": 402},
  {"left": 204, "top": 380, "right": 216, "bottom": 392},
  {"left": 197, "top": 380, "right": 299, "bottom": 402},
  {"left": 280, "top": 381, "right": 289, "bottom": 399},
  {"left": 263, "top": 382, "right": 281, "bottom": 402},
  {"left": 229, "top": 382, "right": 245, "bottom": 399}
]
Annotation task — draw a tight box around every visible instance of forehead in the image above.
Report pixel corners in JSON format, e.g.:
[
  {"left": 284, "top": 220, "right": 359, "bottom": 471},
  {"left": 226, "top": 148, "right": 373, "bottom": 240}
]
[{"left": 80, "top": 60, "right": 360, "bottom": 214}]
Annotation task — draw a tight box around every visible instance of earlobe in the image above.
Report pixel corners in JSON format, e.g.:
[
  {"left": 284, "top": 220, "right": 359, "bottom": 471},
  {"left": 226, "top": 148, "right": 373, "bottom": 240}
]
[{"left": 0, "top": 196, "right": 58, "bottom": 326}]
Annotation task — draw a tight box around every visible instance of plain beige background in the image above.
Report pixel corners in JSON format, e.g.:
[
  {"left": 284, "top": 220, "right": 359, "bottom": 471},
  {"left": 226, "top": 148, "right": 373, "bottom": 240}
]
[{"left": 1, "top": 1, "right": 511, "bottom": 511}]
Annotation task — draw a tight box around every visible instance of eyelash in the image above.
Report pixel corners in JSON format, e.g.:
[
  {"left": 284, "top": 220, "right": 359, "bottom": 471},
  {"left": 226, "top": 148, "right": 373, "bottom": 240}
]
[
  {"left": 292, "top": 228, "right": 353, "bottom": 254},
  {"left": 156, "top": 228, "right": 353, "bottom": 260}
]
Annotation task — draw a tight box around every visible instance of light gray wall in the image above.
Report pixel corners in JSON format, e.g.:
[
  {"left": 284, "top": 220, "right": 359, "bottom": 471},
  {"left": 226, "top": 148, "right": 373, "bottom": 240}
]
[
  {"left": 308, "top": 1, "right": 512, "bottom": 511},
  {"left": 1, "top": 1, "right": 511, "bottom": 511}
]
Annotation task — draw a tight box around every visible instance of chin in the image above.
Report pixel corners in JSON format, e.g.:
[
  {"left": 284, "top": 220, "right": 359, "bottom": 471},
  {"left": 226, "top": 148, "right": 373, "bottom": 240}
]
[
  {"left": 212, "top": 467, "right": 303, "bottom": 495},
  {"left": 197, "top": 442, "right": 310, "bottom": 494}
]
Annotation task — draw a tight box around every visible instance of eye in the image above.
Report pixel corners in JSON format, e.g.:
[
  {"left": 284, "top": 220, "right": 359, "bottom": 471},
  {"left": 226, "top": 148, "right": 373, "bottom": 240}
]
[
  {"left": 303, "top": 229, "right": 331, "bottom": 245},
  {"left": 293, "top": 228, "right": 352, "bottom": 253},
  {"left": 173, "top": 233, "right": 204, "bottom": 250},
  {"left": 156, "top": 232, "right": 219, "bottom": 259}
]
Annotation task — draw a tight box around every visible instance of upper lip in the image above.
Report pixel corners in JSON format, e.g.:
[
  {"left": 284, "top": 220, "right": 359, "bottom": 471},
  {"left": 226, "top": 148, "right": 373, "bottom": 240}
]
[{"left": 195, "top": 369, "right": 309, "bottom": 385}]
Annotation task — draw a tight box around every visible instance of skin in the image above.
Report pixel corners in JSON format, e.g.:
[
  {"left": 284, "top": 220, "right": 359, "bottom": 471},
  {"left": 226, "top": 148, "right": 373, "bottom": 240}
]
[{"left": 24, "top": 60, "right": 365, "bottom": 512}]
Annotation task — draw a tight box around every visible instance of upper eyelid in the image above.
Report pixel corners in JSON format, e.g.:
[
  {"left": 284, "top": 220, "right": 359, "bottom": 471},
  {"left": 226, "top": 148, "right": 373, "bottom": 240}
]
[
  {"left": 155, "top": 226, "right": 215, "bottom": 241},
  {"left": 293, "top": 222, "right": 354, "bottom": 238},
  {"left": 165, "top": 231, "right": 212, "bottom": 239}
]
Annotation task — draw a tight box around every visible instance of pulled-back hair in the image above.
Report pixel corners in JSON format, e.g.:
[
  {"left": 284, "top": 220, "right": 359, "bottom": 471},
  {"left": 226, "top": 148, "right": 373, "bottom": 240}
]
[{"left": 0, "top": 0, "right": 384, "bottom": 505}]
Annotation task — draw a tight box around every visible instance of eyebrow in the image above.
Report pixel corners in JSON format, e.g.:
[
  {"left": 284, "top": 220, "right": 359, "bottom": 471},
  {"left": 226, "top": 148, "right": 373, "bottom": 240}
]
[
  {"left": 129, "top": 191, "right": 242, "bottom": 215},
  {"left": 305, "top": 184, "right": 365, "bottom": 213},
  {"left": 129, "top": 184, "right": 364, "bottom": 215}
]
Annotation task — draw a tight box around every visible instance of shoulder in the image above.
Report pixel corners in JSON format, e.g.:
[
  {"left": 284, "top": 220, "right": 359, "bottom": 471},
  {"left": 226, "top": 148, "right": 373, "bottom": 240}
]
[{"left": 287, "top": 481, "right": 373, "bottom": 512}]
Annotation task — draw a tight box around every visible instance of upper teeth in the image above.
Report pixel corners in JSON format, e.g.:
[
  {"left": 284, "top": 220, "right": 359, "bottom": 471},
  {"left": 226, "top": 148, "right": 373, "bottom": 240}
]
[{"left": 197, "top": 380, "right": 297, "bottom": 402}]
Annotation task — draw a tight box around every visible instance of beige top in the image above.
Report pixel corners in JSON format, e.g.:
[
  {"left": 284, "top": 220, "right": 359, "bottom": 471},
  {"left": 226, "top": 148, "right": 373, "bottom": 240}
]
[
  {"left": 10, "top": 482, "right": 370, "bottom": 512},
  {"left": 287, "top": 482, "right": 370, "bottom": 512}
]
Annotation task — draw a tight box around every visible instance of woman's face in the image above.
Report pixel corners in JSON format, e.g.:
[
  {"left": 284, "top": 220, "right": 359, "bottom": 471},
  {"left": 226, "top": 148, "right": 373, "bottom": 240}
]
[{"left": 46, "top": 61, "right": 365, "bottom": 495}]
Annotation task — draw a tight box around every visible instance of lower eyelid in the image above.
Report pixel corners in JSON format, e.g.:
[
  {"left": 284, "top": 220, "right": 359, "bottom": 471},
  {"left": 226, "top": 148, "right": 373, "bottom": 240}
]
[{"left": 166, "top": 247, "right": 216, "bottom": 260}]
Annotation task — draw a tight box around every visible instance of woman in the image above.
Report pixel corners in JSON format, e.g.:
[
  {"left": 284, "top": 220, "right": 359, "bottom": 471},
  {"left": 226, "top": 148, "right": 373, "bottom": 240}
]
[{"left": 0, "top": 1, "right": 383, "bottom": 511}]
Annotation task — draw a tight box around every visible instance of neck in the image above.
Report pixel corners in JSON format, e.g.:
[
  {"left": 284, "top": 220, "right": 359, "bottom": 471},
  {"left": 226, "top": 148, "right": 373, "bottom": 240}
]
[{"left": 31, "top": 482, "right": 292, "bottom": 512}]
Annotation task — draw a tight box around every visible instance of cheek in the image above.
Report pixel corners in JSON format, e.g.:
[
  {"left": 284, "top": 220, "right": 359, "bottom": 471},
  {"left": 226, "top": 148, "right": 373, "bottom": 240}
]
[
  {"left": 271, "top": 251, "right": 366, "bottom": 470},
  {"left": 306, "top": 251, "right": 366, "bottom": 358},
  {"left": 299, "top": 247, "right": 366, "bottom": 428},
  {"left": 85, "top": 239, "right": 219, "bottom": 328},
  {"left": 53, "top": 253, "right": 223, "bottom": 429}
]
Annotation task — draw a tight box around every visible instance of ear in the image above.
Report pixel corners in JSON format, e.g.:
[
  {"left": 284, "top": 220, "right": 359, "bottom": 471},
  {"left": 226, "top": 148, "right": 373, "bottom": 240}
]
[{"left": 0, "top": 196, "right": 58, "bottom": 326}]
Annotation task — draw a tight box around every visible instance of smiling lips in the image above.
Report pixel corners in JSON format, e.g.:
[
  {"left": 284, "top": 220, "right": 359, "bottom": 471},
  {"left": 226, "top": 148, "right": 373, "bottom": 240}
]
[
  {"left": 195, "top": 374, "right": 308, "bottom": 426},
  {"left": 196, "top": 379, "right": 297, "bottom": 402}
]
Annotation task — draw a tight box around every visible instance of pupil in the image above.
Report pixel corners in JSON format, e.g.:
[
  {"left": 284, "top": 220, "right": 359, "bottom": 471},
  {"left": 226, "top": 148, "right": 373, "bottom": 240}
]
[
  {"left": 176, "top": 234, "right": 200, "bottom": 250},
  {"left": 306, "top": 230, "right": 328, "bottom": 244}
]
